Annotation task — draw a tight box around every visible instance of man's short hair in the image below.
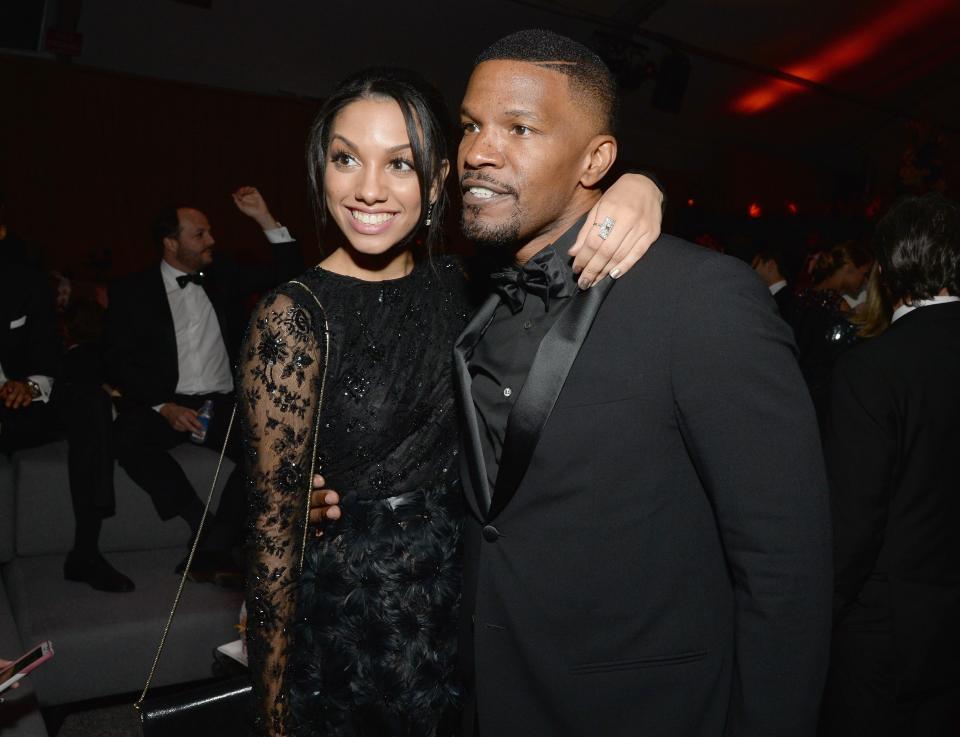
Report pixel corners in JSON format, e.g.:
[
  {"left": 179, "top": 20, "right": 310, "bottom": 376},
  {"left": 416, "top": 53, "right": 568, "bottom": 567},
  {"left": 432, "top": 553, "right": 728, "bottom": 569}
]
[
  {"left": 753, "top": 245, "right": 802, "bottom": 284},
  {"left": 874, "top": 193, "right": 960, "bottom": 303},
  {"left": 151, "top": 205, "right": 186, "bottom": 250},
  {"left": 475, "top": 29, "right": 618, "bottom": 134}
]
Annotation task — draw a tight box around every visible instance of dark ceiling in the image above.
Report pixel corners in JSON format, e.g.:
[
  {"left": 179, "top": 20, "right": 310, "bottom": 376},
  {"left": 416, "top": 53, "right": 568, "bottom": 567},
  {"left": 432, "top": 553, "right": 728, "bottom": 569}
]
[{"left": 9, "top": 0, "right": 960, "bottom": 211}]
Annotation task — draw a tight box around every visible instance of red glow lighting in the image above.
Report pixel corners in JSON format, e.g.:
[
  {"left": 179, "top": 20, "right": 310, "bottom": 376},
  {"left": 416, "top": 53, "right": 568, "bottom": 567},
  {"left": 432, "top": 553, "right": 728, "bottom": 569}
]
[
  {"left": 687, "top": 198, "right": 696, "bottom": 206},
  {"left": 748, "top": 202, "right": 762, "bottom": 218},
  {"left": 786, "top": 202, "right": 798, "bottom": 215},
  {"left": 732, "top": 0, "right": 953, "bottom": 114}
]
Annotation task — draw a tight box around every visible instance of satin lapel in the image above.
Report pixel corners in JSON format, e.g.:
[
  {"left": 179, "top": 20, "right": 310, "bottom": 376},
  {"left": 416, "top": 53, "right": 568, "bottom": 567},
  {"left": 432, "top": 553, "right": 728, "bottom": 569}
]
[
  {"left": 453, "top": 293, "right": 501, "bottom": 519},
  {"left": 489, "top": 276, "right": 615, "bottom": 519},
  {"left": 155, "top": 270, "right": 179, "bottom": 375}
]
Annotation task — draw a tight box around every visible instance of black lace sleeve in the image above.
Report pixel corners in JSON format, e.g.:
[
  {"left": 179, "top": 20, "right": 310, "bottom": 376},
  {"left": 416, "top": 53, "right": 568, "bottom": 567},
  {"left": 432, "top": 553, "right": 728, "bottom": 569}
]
[{"left": 239, "top": 291, "right": 323, "bottom": 737}]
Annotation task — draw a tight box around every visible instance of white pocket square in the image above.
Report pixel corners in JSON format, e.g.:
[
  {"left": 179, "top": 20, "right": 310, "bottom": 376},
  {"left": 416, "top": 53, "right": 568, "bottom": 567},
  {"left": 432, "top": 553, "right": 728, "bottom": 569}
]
[{"left": 10, "top": 315, "right": 27, "bottom": 329}]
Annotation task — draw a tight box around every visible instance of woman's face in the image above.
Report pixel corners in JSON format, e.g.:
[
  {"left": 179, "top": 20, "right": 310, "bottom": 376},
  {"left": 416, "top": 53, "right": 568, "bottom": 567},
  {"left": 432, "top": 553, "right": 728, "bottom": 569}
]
[{"left": 324, "top": 97, "right": 423, "bottom": 256}]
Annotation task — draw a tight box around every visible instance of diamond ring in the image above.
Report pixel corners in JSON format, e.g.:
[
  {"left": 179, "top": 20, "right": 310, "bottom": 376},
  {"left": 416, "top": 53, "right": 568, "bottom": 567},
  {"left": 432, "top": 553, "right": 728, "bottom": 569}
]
[{"left": 594, "top": 216, "right": 615, "bottom": 240}]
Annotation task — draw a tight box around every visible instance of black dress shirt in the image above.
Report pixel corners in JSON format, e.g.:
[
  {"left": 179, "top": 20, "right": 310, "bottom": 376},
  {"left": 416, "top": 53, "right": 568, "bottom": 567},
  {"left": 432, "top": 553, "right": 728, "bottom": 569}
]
[{"left": 469, "top": 221, "right": 583, "bottom": 490}]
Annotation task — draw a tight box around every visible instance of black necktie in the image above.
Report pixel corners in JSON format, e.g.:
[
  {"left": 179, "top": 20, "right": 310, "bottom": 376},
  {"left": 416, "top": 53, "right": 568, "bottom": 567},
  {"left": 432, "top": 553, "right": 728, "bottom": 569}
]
[
  {"left": 489, "top": 247, "right": 574, "bottom": 314},
  {"left": 176, "top": 272, "right": 205, "bottom": 288}
]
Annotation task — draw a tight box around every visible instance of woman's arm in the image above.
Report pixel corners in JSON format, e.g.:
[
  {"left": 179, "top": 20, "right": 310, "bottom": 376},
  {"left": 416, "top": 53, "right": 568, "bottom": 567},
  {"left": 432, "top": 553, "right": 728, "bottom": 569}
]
[
  {"left": 239, "top": 291, "right": 323, "bottom": 737},
  {"left": 569, "top": 172, "right": 665, "bottom": 288}
]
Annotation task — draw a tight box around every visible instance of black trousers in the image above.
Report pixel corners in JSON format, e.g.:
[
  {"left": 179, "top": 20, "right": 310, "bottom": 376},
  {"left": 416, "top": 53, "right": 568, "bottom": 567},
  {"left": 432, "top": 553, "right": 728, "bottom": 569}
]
[
  {"left": 1, "top": 383, "right": 115, "bottom": 553},
  {"left": 113, "top": 393, "right": 245, "bottom": 548},
  {"left": 820, "top": 581, "right": 960, "bottom": 737}
]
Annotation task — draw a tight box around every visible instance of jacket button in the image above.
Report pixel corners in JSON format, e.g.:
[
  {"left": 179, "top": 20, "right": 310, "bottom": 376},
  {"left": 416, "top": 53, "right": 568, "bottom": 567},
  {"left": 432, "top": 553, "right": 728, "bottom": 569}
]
[{"left": 482, "top": 524, "right": 500, "bottom": 542}]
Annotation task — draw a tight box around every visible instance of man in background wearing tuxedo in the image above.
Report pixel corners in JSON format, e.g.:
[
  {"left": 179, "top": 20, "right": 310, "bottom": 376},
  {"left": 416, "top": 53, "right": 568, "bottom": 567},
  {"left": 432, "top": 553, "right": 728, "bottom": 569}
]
[
  {"left": 820, "top": 193, "right": 960, "bottom": 736},
  {"left": 105, "top": 187, "right": 302, "bottom": 577},
  {"left": 1, "top": 263, "right": 133, "bottom": 591},
  {"left": 453, "top": 30, "right": 831, "bottom": 737},
  {"left": 752, "top": 244, "right": 801, "bottom": 331}
]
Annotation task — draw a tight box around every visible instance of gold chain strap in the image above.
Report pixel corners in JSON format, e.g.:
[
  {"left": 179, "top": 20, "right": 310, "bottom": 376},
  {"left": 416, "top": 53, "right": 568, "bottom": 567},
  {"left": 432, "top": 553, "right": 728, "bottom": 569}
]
[
  {"left": 134, "top": 405, "right": 237, "bottom": 713},
  {"left": 134, "top": 280, "right": 330, "bottom": 714},
  {"left": 287, "top": 279, "right": 331, "bottom": 571}
]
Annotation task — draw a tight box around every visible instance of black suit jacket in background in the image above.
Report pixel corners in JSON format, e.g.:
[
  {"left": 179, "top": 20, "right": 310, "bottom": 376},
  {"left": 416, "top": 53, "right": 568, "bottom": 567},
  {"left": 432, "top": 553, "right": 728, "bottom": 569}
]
[
  {"left": 455, "top": 236, "right": 832, "bottom": 737},
  {"left": 103, "top": 241, "right": 302, "bottom": 409},
  {"left": 773, "top": 283, "right": 800, "bottom": 332},
  {"left": 0, "top": 263, "right": 60, "bottom": 381},
  {"left": 825, "top": 301, "right": 960, "bottom": 693}
]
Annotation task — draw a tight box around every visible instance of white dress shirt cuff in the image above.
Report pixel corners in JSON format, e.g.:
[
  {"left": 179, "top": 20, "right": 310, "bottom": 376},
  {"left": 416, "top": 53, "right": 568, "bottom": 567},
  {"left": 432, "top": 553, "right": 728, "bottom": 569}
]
[
  {"left": 264, "top": 225, "right": 294, "bottom": 244},
  {"left": 27, "top": 375, "right": 54, "bottom": 404}
]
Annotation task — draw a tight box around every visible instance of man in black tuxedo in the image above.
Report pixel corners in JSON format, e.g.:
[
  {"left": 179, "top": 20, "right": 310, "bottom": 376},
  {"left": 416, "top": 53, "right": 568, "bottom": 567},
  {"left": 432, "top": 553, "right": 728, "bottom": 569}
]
[
  {"left": 819, "top": 194, "right": 960, "bottom": 737},
  {"left": 453, "top": 30, "right": 832, "bottom": 736},
  {"left": 1, "top": 264, "right": 132, "bottom": 591},
  {"left": 752, "top": 244, "right": 801, "bottom": 331},
  {"left": 104, "top": 187, "right": 302, "bottom": 574}
]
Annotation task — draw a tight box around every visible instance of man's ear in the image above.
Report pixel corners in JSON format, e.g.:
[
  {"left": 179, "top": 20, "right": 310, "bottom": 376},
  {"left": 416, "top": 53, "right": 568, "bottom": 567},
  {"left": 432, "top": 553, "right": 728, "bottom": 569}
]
[
  {"left": 430, "top": 159, "right": 451, "bottom": 204},
  {"left": 162, "top": 236, "right": 178, "bottom": 257},
  {"left": 580, "top": 135, "right": 617, "bottom": 188}
]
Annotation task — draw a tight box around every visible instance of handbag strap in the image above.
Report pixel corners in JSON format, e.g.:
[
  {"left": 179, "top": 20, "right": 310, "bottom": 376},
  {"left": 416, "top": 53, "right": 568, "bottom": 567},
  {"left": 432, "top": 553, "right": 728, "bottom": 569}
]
[
  {"left": 135, "top": 404, "right": 238, "bottom": 714},
  {"left": 134, "top": 279, "right": 330, "bottom": 714},
  {"left": 286, "top": 279, "right": 331, "bottom": 571}
]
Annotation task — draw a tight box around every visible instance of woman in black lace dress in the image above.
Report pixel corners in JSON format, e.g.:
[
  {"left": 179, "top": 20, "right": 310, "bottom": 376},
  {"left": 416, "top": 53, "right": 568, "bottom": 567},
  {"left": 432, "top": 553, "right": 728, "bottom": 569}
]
[{"left": 239, "top": 67, "right": 662, "bottom": 737}]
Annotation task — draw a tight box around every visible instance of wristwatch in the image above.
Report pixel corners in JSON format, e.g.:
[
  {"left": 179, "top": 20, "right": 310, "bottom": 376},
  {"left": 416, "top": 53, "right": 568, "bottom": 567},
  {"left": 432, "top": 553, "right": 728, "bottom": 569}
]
[{"left": 25, "top": 379, "right": 42, "bottom": 399}]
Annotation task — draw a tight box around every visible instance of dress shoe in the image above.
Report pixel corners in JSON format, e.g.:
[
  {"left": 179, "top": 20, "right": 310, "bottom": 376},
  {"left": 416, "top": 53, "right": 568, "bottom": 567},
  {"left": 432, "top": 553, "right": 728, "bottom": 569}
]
[{"left": 64, "top": 551, "right": 135, "bottom": 593}]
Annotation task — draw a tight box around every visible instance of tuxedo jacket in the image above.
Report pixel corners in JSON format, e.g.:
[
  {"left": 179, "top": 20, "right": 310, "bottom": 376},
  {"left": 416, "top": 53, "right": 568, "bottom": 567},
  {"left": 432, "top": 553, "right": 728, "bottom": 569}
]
[
  {"left": 104, "top": 242, "right": 302, "bottom": 409},
  {"left": 455, "top": 235, "right": 832, "bottom": 737},
  {"left": 0, "top": 264, "right": 60, "bottom": 382},
  {"left": 773, "top": 283, "right": 799, "bottom": 332},
  {"left": 824, "top": 301, "right": 960, "bottom": 694}
]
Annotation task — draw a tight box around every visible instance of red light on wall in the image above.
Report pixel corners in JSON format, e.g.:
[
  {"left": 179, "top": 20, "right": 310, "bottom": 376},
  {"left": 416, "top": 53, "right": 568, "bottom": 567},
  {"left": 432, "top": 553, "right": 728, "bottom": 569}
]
[
  {"left": 748, "top": 203, "right": 762, "bottom": 218},
  {"left": 731, "top": 0, "right": 953, "bottom": 114},
  {"left": 687, "top": 198, "right": 696, "bottom": 207},
  {"left": 786, "top": 202, "right": 799, "bottom": 215}
]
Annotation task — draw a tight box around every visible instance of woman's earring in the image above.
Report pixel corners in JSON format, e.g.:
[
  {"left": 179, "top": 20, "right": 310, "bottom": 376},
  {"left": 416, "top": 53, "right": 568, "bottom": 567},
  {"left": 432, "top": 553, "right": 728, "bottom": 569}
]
[{"left": 424, "top": 202, "right": 435, "bottom": 227}]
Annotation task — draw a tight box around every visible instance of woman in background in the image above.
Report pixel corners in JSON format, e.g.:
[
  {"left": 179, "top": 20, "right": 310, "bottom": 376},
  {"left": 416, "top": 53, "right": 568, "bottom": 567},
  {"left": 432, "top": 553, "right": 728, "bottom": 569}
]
[{"left": 794, "top": 240, "right": 873, "bottom": 422}]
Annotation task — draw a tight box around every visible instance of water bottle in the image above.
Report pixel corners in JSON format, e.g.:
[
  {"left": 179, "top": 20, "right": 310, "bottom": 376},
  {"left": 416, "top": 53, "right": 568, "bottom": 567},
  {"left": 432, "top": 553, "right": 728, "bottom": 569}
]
[{"left": 190, "top": 400, "right": 214, "bottom": 444}]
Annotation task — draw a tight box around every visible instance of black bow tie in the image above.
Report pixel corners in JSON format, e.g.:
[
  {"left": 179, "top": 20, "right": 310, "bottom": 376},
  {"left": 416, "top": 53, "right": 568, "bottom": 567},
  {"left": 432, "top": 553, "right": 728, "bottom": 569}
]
[
  {"left": 176, "top": 272, "right": 205, "bottom": 288},
  {"left": 489, "top": 247, "right": 574, "bottom": 314}
]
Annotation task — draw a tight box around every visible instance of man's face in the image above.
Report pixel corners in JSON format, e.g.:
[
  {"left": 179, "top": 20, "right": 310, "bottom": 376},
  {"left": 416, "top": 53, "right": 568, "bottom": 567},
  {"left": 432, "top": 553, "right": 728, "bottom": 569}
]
[
  {"left": 458, "top": 60, "right": 596, "bottom": 251},
  {"left": 167, "top": 208, "right": 215, "bottom": 272}
]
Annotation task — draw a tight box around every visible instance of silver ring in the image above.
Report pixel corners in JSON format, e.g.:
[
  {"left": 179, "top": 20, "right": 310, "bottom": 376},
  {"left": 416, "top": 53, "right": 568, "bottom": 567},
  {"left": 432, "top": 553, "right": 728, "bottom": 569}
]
[{"left": 594, "top": 216, "right": 615, "bottom": 240}]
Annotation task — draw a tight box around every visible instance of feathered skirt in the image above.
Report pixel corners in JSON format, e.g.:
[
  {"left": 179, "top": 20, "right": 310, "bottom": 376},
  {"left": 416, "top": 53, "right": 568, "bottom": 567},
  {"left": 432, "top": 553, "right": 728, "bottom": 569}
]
[{"left": 286, "top": 484, "right": 463, "bottom": 737}]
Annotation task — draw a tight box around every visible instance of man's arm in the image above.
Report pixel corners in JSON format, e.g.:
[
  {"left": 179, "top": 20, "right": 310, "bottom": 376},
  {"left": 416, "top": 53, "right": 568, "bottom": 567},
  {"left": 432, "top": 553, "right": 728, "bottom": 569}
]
[
  {"left": 671, "top": 255, "right": 832, "bottom": 737},
  {"left": 231, "top": 186, "right": 304, "bottom": 294},
  {"left": 2, "top": 269, "right": 60, "bottom": 409},
  {"left": 823, "top": 351, "right": 896, "bottom": 619}
]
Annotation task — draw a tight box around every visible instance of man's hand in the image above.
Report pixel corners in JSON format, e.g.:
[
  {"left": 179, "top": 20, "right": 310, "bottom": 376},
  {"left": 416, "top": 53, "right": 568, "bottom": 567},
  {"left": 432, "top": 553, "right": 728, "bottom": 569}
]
[
  {"left": 0, "top": 380, "right": 33, "bottom": 410},
  {"left": 309, "top": 475, "right": 341, "bottom": 526},
  {"left": 158, "top": 403, "right": 203, "bottom": 433},
  {"left": 569, "top": 173, "right": 664, "bottom": 289},
  {"left": 231, "top": 186, "right": 278, "bottom": 231}
]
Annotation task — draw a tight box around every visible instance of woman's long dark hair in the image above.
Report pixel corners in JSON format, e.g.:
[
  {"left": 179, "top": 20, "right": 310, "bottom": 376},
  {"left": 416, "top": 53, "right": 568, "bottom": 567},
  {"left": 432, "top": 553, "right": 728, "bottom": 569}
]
[{"left": 306, "top": 67, "right": 451, "bottom": 255}]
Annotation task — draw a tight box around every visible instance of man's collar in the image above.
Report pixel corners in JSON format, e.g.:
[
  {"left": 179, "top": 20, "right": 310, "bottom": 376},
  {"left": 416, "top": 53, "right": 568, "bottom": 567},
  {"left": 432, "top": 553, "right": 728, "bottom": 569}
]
[
  {"left": 891, "top": 294, "right": 960, "bottom": 323},
  {"left": 769, "top": 279, "right": 788, "bottom": 296},
  {"left": 514, "top": 211, "right": 590, "bottom": 269},
  {"left": 160, "top": 259, "right": 187, "bottom": 279}
]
